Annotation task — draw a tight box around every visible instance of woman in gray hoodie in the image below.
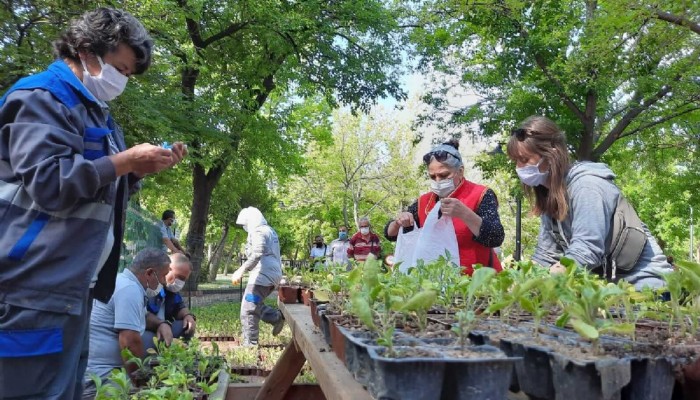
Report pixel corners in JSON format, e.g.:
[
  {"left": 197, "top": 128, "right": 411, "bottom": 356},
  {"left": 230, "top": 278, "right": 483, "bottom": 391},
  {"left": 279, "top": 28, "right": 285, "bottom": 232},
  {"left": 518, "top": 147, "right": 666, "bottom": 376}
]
[
  {"left": 231, "top": 207, "right": 285, "bottom": 345},
  {"left": 506, "top": 116, "right": 672, "bottom": 290}
]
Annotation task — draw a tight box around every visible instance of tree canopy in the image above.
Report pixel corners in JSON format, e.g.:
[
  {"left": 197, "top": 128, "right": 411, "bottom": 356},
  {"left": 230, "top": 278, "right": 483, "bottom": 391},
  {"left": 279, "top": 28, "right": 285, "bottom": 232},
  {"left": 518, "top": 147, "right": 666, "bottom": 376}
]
[{"left": 408, "top": 0, "right": 699, "bottom": 161}]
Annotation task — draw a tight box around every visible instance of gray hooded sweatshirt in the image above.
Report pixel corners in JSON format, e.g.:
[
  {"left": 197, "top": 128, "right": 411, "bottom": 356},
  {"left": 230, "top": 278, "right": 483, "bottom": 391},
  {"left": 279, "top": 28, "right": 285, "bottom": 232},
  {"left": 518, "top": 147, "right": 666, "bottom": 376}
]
[
  {"left": 236, "top": 207, "right": 283, "bottom": 287},
  {"left": 533, "top": 162, "right": 672, "bottom": 290}
]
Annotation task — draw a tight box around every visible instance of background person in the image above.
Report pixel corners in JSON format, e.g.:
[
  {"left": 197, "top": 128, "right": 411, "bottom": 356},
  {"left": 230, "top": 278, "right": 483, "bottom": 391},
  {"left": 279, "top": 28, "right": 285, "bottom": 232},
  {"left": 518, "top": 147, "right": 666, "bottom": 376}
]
[
  {"left": 385, "top": 140, "right": 504, "bottom": 275},
  {"left": 142, "top": 253, "right": 197, "bottom": 352},
  {"left": 160, "top": 209, "right": 186, "bottom": 254},
  {"left": 231, "top": 207, "right": 285, "bottom": 346},
  {"left": 506, "top": 115, "right": 672, "bottom": 289},
  {"left": 0, "top": 8, "right": 186, "bottom": 399},
  {"left": 309, "top": 234, "right": 328, "bottom": 269},
  {"left": 328, "top": 225, "right": 351, "bottom": 268},
  {"left": 348, "top": 217, "right": 382, "bottom": 263},
  {"left": 83, "top": 249, "right": 171, "bottom": 397}
]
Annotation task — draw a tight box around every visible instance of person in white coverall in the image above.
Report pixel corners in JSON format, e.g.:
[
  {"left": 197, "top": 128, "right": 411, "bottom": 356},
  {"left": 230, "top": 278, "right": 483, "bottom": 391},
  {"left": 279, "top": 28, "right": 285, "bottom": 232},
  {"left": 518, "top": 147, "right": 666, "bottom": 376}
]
[{"left": 231, "top": 207, "right": 285, "bottom": 345}]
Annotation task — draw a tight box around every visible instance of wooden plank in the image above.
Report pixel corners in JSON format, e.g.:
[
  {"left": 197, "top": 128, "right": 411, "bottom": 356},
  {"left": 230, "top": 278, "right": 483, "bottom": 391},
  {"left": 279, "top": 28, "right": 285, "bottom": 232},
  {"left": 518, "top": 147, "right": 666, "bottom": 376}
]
[
  {"left": 226, "top": 383, "right": 326, "bottom": 400},
  {"left": 279, "top": 302, "right": 373, "bottom": 400},
  {"left": 253, "top": 339, "right": 306, "bottom": 400}
]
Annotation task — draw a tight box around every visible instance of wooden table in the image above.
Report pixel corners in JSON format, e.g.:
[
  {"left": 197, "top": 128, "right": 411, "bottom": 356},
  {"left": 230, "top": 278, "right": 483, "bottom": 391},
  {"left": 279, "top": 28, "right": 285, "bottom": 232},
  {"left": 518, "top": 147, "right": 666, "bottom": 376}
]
[{"left": 254, "top": 302, "right": 372, "bottom": 400}]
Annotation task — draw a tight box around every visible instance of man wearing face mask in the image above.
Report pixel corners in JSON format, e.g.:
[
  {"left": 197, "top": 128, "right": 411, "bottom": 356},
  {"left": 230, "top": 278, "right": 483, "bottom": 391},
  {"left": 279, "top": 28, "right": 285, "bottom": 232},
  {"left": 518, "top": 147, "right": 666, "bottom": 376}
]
[
  {"left": 329, "top": 225, "right": 352, "bottom": 268},
  {"left": 385, "top": 139, "right": 505, "bottom": 275},
  {"left": 160, "top": 209, "right": 186, "bottom": 254},
  {"left": 309, "top": 235, "right": 328, "bottom": 269},
  {"left": 348, "top": 217, "right": 382, "bottom": 263},
  {"left": 141, "top": 253, "right": 196, "bottom": 353},
  {"left": 0, "top": 8, "right": 187, "bottom": 399},
  {"left": 83, "top": 249, "right": 170, "bottom": 396}
]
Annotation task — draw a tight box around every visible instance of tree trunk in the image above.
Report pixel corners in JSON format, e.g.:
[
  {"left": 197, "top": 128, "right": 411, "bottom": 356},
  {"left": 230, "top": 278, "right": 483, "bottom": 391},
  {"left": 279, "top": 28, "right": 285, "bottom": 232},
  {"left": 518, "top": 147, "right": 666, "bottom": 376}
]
[
  {"left": 185, "top": 162, "right": 226, "bottom": 290},
  {"left": 342, "top": 197, "right": 349, "bottom": 228},
  {"left": 207, "top": 223, "right": 230, "bottom": 282}
]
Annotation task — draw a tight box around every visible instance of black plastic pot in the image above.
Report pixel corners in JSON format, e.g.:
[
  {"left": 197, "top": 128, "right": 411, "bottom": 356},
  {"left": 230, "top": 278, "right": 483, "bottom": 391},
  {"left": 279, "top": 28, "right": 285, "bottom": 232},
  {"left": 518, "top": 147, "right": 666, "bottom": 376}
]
[
  {"left": 340, "top": 327, "right": 377, "bottom": 387},
  {"left": 439, "top": 345, "right": 517, "bottom": 400},
  {"left": 318, "top": 309, "right": 333, "bottom": 346},
  {"left": 496, "top": 337, "right": 521, "bottom": 393},
  {"left": 621, "top": 357, "right": 675, "bottom": 400},
  {"left": 368, "top": 345, "right": 446, "bottom": 400},
  {"left": 500, "top": 338, "right": 554, "bottom": 400},
  {"left": 549, "top": 352, "right": 631, "bottom": 400}
]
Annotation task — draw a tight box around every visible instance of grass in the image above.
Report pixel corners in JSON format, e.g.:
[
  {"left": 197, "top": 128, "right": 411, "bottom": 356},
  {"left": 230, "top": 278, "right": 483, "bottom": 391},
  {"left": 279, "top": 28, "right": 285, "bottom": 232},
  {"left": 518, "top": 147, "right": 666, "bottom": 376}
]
[
  {"left": 192, "top": 298, "right": 316, "bottom": 384},
  {"left": 197, "top": 278, "right": 237, "bottom": 290}
]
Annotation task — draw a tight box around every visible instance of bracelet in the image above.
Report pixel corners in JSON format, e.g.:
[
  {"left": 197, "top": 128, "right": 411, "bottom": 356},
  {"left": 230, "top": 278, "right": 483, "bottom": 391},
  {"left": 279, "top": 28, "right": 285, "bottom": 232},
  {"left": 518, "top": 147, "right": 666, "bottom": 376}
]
[
  {"left": 183, "top": 313, "right": 196, "bottom": 321},
  {"left": 159, "top": 320, "right": 172, "bottom": 328}
]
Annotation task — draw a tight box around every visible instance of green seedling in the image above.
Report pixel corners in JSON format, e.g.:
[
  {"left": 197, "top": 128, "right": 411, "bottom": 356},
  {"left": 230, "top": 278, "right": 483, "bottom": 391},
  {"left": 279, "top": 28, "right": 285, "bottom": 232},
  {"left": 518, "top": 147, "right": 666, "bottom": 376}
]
[
  {"left": 452, "top": 267, "right": 496, "bottom": 350},
  {"left": 560, "top": 273, "right": 634, "bottom": 354}
]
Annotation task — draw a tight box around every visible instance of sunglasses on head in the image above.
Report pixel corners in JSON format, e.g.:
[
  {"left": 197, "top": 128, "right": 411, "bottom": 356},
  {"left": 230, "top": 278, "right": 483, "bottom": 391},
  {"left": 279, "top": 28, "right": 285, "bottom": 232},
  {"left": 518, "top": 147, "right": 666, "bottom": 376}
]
[
  {"left": 423, "top": 150, "right": 462, "bottom": 165},
  {"left": 511, "top": 128, "right": 528, "bottom": 141}
]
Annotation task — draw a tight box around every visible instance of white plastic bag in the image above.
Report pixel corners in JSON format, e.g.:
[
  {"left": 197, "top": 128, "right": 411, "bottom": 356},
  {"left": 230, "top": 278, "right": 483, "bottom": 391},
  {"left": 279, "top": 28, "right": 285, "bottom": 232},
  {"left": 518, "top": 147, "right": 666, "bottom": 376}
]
[
  {"left": 395, "top": 223, "right": 421, "bottom": 273},
  {"left": 412, "top": 201, "right": 460, "bottom": 268}
]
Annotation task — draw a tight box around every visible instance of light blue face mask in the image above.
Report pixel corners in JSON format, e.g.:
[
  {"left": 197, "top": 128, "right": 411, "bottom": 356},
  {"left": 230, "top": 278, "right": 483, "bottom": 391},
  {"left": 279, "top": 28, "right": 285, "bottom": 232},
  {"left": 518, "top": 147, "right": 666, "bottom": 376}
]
[
  {"left": 516, "top": 159, "right": 550, "bottom": 187},
  {"left": 339, "top": 231, "right": 348, "bottom": 240}
]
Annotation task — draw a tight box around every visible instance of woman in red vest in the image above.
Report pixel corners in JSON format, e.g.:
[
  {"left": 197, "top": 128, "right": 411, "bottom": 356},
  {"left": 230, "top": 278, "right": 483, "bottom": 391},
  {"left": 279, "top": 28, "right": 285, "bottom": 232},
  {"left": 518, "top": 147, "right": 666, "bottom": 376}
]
[{"left": 385, "top": 140, "right": 504, "bottom": 275}]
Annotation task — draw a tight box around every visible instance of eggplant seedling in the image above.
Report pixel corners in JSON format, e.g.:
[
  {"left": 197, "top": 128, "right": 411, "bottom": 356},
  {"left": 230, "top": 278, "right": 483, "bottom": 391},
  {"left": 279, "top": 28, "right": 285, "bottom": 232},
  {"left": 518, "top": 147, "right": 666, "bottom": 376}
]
[{"left": 451, "top": 267, "right": 496, "bottom": 350}]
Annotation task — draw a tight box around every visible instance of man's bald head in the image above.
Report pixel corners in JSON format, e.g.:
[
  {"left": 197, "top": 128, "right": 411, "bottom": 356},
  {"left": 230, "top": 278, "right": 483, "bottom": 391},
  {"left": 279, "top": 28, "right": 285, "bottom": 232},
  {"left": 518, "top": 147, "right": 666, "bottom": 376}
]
[{"left": 166, "top": 253, "right": 192, "bottom": 285}]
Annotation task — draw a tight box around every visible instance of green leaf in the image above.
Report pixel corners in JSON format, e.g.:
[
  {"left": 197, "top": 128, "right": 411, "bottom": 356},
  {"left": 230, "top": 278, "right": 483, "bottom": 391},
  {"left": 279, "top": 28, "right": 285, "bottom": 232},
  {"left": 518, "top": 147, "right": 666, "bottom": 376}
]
[
  {"left": 401, "top": 290, "right": 437, "bottom": 312},
  {"left": 467, "top": 267, "right": 496, "bottom": 298},
  {"left": 485, "top": 300, "right": 513, "bottom": 314},
  {"left": 313, "top": 289, "right": 330, "bottom": 302},
  {"left": 571, "top": 319, "right": 599, "bottom": 340},
  {"left": 351, "top": 294, "right": 375, "bottom": 330}
]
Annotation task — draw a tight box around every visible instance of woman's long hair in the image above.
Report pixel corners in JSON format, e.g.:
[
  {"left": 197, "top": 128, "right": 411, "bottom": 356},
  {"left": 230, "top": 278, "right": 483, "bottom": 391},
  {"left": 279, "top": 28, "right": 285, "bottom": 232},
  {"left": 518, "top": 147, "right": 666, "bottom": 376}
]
[{"left": 506, "top": 116, "right": 571, "bottom": 221}]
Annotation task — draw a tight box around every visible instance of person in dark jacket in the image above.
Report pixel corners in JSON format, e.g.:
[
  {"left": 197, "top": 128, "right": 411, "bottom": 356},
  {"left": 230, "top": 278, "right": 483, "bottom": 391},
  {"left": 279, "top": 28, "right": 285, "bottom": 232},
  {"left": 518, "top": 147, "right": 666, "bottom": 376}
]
[
  {"left": 0, "top": 8, "right": 186, "bottom": 399},
  {"left": 142, "top": 253, "right": 197, "bottom": 352}
]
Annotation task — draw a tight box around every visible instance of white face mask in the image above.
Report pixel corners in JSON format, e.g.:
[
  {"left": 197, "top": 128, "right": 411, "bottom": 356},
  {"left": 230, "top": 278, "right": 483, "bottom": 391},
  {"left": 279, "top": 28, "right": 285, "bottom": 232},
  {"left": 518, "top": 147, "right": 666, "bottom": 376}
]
[
  {"left": 360, "top": 227, "right": 370, "bottom": 235},
  {"left": 80, "top": 55, "right": 128, "bottom": 101},
  {"left": 516, "top": 159, "right": 550, "bottom": 187},
  {"left": 145, "top": 271, "right": 163, "bottom": 298},
  {"left": 166, "top": 279, "right": 186, "bottom": 293},
  {"left": 430, "top": 178, "right": 456, "bottom": 198}
]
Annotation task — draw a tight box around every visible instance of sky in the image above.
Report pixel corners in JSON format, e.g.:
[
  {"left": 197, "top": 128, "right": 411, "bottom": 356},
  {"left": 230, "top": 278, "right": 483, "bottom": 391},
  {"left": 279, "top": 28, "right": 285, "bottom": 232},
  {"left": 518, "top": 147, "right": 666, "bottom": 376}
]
[{"left": 377, "top": 68, "right": 499, "bottom": 183}]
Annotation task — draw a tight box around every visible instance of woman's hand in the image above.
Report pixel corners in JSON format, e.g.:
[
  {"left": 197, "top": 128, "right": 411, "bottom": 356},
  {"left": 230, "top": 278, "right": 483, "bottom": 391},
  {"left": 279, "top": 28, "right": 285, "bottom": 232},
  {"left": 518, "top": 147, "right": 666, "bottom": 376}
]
[
  {"left": 440, "top": 197, "right": 470, "bottom": 219},
  {"left": 395, "top": 211, "right": 415, "bottom": 228},
  {"left": 549, "top": 262, "right": 566, "bottom": 275}
]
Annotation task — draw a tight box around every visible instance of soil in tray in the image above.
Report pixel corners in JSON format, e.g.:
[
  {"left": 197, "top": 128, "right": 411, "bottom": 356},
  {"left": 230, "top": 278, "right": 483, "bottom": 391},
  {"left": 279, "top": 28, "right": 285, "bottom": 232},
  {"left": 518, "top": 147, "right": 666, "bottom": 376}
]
[
  {"left": 379, "top": 346, "right": 443, "bottom": 359},
  {"left": 398, "top": 320, "right": 457, "bottom": 340},
  {"left": 440, "top": 347, "right": 508, "bottom": 359}
]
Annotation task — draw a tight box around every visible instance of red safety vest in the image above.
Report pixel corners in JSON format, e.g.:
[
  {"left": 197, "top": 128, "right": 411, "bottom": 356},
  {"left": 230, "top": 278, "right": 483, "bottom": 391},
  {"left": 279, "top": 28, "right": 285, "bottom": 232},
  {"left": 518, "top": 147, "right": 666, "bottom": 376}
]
[{"left": 418, "top": 180, "right": 502, "bottom": 275}]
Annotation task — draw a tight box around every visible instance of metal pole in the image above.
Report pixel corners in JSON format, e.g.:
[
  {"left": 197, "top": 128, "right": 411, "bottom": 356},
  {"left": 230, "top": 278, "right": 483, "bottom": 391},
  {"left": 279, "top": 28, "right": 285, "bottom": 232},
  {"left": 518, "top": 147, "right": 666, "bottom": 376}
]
[{"left": 515, "top": 196, "right": 522, "bottom": 261}]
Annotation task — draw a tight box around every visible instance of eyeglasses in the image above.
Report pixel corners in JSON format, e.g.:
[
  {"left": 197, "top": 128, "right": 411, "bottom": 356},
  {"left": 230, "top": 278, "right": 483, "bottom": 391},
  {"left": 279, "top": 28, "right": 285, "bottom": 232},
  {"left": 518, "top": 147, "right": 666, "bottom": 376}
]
[
  {"left": 422, "top": 150, "right": 462, "bottom": 165},
  {"left": 511, "top": 128, "right": 528, "bottom": 141}
]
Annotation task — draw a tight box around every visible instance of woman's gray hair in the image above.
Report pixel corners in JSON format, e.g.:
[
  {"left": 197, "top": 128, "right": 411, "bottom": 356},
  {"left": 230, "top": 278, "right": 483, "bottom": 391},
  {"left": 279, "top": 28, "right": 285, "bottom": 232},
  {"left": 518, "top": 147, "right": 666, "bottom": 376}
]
[
  {"left": 424, "top": 139, "right": 464, "bottom": 170},
  {"left": 128, "top": 248, "right": 170, "bottom": 273},
  {"left": 359, "top": 216, "right": 370, "bottom": 225},
  {"left": 53, "top": 7, "right": 153, "bottom": 74}
]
